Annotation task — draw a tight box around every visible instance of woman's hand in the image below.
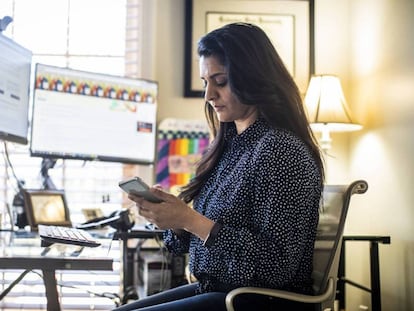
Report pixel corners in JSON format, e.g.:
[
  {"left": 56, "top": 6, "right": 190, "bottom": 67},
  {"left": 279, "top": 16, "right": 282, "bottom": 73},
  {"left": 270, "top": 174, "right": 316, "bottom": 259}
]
[
  {"left": 128, "top": 187, "right": 192, "bottom": 230},
  {"left": 128, "top": 187, "right": 215, "bottom": 241}
]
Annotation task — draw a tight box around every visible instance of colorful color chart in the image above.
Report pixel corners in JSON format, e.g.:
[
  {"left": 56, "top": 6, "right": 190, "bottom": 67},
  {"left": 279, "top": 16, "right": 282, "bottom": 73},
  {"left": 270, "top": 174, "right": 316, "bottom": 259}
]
[{"left": 156, "top": 118, "right": 210, "bottom": 190}]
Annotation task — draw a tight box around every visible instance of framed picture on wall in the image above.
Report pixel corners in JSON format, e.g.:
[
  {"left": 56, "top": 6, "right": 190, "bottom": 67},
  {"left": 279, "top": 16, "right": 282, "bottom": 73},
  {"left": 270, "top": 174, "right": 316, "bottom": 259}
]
[{"left": 184, "top": 0, "right": 314, "bottom": 97}]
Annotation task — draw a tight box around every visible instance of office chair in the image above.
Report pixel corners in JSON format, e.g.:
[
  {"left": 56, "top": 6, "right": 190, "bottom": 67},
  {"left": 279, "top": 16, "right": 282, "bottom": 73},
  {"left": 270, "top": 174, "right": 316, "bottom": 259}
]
[{"left": 225, "top": 180, "right": 368, "bottom": 311}]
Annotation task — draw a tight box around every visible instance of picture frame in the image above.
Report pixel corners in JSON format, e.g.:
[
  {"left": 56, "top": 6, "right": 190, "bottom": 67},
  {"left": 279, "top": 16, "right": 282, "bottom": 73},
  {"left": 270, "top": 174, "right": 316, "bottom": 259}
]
[
  {"left": 22, "top": 189, "right": 71, "bottom": 230},
  {"left": 184, "top": 0, "right": 315, "bottom": 98}
]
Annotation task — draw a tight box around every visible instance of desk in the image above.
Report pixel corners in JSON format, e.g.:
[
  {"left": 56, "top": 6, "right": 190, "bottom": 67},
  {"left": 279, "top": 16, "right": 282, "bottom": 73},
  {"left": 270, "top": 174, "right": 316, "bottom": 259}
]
[
  {"left": 0, "top": 231, "right": 113, "bottom": 311},
  {"left": 336, "top": 235, "right": 391, "bottom": 311}
]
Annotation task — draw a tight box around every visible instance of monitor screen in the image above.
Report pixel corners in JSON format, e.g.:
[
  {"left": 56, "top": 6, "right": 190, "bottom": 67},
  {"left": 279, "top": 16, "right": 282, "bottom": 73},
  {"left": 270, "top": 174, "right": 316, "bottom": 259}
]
[
  {"left": 0, "top": 34, "right": 32, "bottom": 145},
  {"left": 30, "top": 63, "right": 158, "bottom": 164},
  {"left": 23, "top": 189, "right": 71, "bottom": 230}
]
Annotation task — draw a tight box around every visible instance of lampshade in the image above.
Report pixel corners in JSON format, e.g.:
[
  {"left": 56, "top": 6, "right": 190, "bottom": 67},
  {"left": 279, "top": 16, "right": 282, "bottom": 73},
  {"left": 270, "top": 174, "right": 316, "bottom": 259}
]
[{"left": 304, "top": 74, "right": 362, "bottom": 150}]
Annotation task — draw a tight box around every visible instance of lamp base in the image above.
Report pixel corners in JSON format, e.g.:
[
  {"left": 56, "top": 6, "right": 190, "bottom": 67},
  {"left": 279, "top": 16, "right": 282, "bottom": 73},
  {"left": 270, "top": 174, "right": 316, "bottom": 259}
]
[{"left": 320, "top": 127, "right": 332, "bottom": 152}]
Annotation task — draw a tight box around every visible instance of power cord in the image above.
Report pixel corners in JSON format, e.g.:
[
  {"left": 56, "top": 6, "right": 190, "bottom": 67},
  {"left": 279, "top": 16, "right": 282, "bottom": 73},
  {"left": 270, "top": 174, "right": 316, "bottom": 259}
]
[
  {"left": 0, "top": 269, "right": 31, "bottom": 301},
  {"left": 0, "top": 236, "right": 122, "bottom": 307},
  {"left": 154, "top": 234, "right": 170, "bottom": 292},
  {"left": 2, "top": 141, "right": 27, "bottom": 230},
  {"left": 0, "top": 269, "right": 121, "bottom": 307},
  {"left": 2, "top": 141, "right": 24, "bottom": 192},
  {"left": 30, "top": 270, "right": 122, "bottom": 307}
]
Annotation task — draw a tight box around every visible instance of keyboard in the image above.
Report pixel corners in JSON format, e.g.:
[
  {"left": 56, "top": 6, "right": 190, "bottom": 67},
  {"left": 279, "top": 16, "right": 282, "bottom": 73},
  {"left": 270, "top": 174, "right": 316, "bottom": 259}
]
[{"left": 38, "top": 225, "right": 101, "bottom": 248}]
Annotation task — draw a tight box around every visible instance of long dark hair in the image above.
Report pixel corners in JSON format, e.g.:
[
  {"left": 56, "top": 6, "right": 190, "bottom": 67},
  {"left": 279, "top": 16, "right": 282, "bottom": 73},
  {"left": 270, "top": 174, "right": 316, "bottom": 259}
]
[{"left": 179, "top": 22, "right": 324, "bottom": 203}]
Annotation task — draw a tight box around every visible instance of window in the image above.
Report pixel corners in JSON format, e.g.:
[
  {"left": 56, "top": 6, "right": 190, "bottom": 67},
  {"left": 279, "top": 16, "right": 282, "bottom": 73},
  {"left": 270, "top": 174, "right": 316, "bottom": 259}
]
[
  {"left": 0, "top": 0, "right": 132, "bottom": 220},
  {"left": 0, "top": 0, "right": 146, "bottom": 309},
  {"left": 1, "top": 0, "right": 126, "bottom": 74}
]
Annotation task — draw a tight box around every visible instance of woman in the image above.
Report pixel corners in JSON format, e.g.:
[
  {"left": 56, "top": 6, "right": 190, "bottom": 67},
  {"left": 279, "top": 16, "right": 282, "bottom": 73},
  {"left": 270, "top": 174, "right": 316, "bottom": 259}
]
[{"left": 114, "top": 22, "right": 324, "bottom": 311}]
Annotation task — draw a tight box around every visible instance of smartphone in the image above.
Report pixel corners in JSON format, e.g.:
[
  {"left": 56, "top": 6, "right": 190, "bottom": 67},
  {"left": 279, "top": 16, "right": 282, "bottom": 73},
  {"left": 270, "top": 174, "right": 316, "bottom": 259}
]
[{"left": 118, "top": 177, "right": 164, "bottom": 203}]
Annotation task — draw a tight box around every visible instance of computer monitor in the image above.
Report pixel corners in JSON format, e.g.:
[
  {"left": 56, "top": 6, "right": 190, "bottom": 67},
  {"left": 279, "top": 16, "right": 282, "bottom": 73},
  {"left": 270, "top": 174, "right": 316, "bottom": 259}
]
[
  {"left": 22, "top": 189, "right": 71, "bottom": 230},
  {"left": 0, "top": 33, "right": 32, "bottom": 145},
  {"left": 30, "top": 63, "right": 158, "bottom": 164}
]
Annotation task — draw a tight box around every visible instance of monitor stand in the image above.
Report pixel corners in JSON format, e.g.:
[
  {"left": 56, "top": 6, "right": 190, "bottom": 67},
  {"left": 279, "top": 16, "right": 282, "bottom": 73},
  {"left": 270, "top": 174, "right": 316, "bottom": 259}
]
[{"left": 41, "top": 158, "right": 57, "bottom": 190}]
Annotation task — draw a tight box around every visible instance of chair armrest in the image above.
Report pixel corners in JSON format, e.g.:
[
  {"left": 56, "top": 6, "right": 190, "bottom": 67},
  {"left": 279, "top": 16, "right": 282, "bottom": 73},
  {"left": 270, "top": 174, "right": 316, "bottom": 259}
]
[{"left": 225, "top": 278, "right": 335, "bottom": 311}]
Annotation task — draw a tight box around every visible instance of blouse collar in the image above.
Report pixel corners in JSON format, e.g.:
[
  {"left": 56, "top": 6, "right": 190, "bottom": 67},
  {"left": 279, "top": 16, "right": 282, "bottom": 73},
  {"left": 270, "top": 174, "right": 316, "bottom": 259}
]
[{"left": 224, "top": 118, "right": 270, "bottom": 147}]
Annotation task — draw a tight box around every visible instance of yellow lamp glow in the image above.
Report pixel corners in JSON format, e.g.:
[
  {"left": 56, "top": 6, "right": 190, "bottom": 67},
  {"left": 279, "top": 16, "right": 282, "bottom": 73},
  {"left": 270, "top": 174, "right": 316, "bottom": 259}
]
[{"left": 304, "top": 74, "right": 362, "bottom": 151}]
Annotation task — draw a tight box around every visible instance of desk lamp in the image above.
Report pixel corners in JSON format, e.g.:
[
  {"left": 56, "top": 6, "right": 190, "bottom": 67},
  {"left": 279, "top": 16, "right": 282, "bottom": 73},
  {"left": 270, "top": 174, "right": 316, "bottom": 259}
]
[{"left": 304, "top": 74, "right": 362, "bottom": 151}]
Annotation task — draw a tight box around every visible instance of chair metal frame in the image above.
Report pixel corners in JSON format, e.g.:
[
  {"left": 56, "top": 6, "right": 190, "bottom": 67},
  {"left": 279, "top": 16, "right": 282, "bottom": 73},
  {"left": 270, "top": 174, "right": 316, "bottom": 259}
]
[{"left": 225, "top": 180, "right": 369, "bottom": 311}]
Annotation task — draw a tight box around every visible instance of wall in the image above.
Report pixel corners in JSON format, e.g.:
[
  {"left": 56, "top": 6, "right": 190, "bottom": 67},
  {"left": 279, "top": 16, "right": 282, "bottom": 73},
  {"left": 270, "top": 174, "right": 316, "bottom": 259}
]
[
  {"left": 141, "top": 0, "right": 205, "bottom": 123},
  {"left": 316, "top": 0, "right": 414, "bottom": 310},
  {"left": 136, "top": 0, "right": 205, "bottom": 184},
  {"left": 146, "top": 0, "right": 413, "bottom": 309},
  {"left": 348, "top": 0, "right": 414, "bottom": 310}
]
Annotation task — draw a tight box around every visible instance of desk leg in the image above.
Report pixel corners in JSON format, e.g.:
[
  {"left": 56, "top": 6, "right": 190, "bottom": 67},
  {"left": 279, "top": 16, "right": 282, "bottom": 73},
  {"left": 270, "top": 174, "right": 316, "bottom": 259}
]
[
  {"left": 42, "top": 269, "right": 61, "bottom": 311},
  {"left": 122, "top": 238, "right": 128, "bottom": 298},
  {"left": 370, "top": 242, "right": 382, "bottom": 311},
  {"left": 121, "top": 238, "right": 142, "bottom": 304}
]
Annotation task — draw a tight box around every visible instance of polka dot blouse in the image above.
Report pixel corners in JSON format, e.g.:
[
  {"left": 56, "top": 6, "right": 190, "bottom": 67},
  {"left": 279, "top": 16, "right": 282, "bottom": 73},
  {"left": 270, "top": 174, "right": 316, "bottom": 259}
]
[{"left": 164, "top": 118, "right": 322, "bottom": 295}]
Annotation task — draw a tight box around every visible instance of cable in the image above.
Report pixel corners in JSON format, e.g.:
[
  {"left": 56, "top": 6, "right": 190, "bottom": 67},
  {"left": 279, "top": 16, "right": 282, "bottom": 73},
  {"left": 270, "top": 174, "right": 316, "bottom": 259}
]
[
  {"left": 153, "top": 234, "right": 170, "bottom": 292},
  {"left": 30, "top": 270, "right": 121, "bottom": 307},
  {"left": 0, "top": 269, "right": 31, "bottom": 300},
  {"left": 108, "top": 234, "right": 116, "bottom": 256},
  {"left": 1, "top": 141, "right": 26, "bottom": 230},
  {"left": 0, "top": 202, "right": 14, "bottom": 231},
  {"left": 0, "top": 244, "right": 121, "bottom": 306},
  {"left": 2, "top": 141, "right": 24, "bottom": 192}
]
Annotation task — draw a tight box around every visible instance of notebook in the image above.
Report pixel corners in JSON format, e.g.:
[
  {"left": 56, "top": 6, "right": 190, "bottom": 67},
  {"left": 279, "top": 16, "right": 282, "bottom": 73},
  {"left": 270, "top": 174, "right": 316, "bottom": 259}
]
[{"left": 23, "top": 189, "right": 72, "bottom": 230}]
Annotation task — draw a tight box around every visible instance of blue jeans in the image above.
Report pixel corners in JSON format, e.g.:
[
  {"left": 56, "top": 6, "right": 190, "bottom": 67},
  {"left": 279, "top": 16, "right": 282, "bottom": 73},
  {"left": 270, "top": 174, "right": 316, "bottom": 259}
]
[
  {"left": 112, "top": 283, "right": 225, "bottom": 311},
  {"left": 112, "top": 283, "right": 316, "bottom": 311}
]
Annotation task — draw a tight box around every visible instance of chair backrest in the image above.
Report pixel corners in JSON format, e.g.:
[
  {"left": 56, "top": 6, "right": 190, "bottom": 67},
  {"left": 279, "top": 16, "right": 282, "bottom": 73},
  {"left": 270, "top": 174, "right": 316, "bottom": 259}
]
[{"left": 312, "top": 180, "right": 368, "bottom": 306}]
